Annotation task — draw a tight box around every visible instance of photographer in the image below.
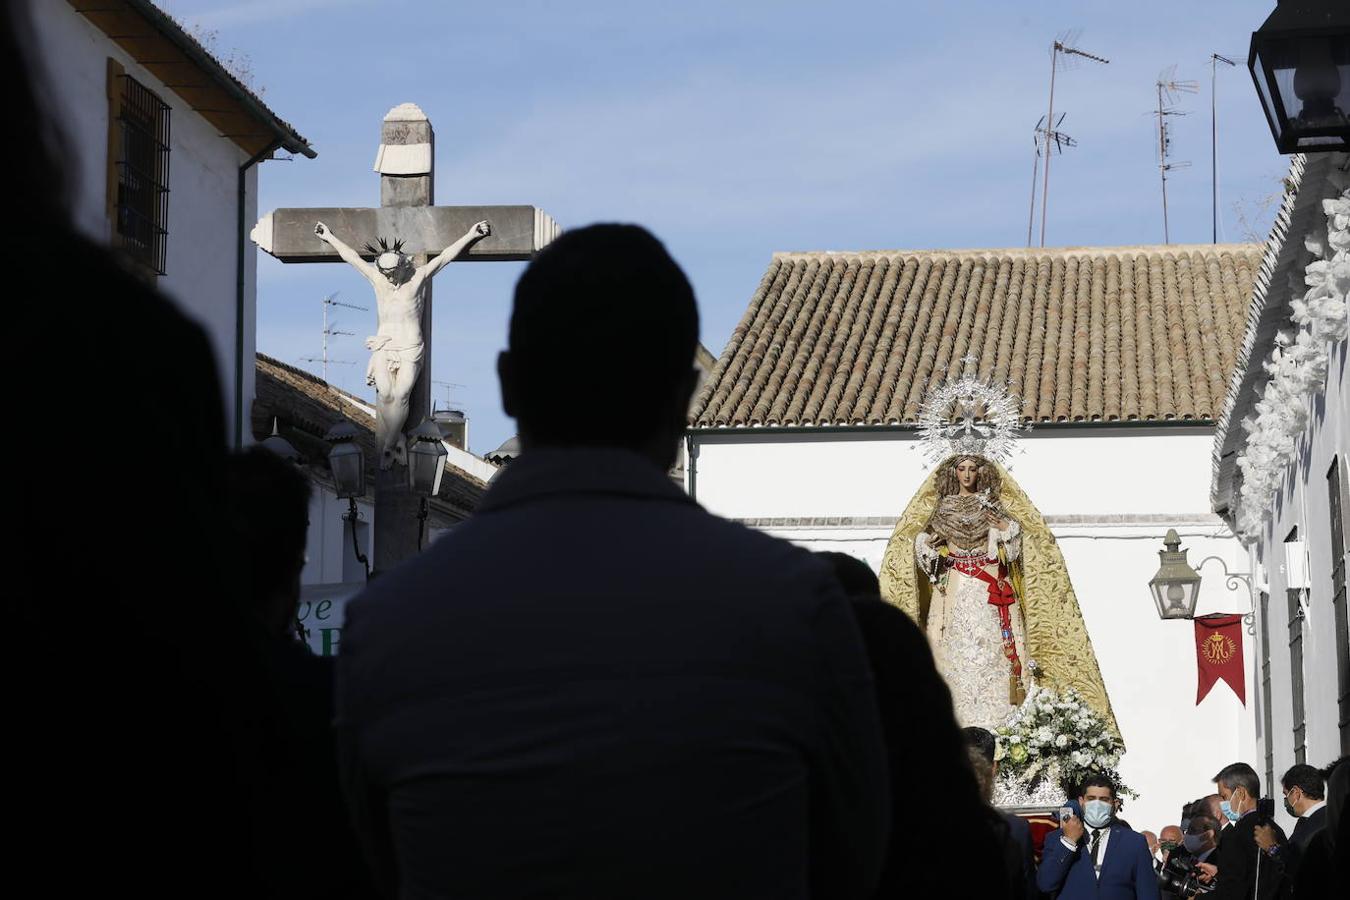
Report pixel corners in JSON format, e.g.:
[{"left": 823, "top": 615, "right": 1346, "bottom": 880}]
[
  {"left": 1158, "top": 815, "right": 1219, "bottom": 899},
  {"left": 1206, "top": 763, "right": 1288, "bottom": 900}
]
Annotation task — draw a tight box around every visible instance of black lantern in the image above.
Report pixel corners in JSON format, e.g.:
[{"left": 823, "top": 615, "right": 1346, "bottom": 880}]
[
  {"left": 1249, "top": 1, "right": 1350, "bottom": 153},
  {"left": 325, "top": 419, "right": 366, "bottom": 499},
  {"left": 1149, "top": 529, "right": 1203, "bottom": 620},
  {"left": 408, "top": 418, "right": 447, "bottom": 498}
]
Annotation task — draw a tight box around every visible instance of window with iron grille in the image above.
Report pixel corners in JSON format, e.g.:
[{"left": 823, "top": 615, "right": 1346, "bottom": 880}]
[
  {"left": 1260, "top": 590, "right": 1274, "bottom": 794},
  {"left": 1285, "top": 526, "right": 1306, "bottom": 765},
  {"left": 110, "top": 68, "right": 170, "bottom": 275},
  {"left": 1329, "top": 457, "right": 1349, "bottom": 753}
]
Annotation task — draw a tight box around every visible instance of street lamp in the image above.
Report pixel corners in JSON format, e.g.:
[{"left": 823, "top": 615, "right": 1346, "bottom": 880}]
[
  {"left": 1150, "top": 529, "right": 1204, "bottom": 619},
  {"left": 408, "top": 418, "right": 448, "bottom": 551},
  {"left": 261, "top": 419, "right": 301, "bottom": 462},
  {"left": 1249, "top": 0, "right": 1350, "bottom": 153},
  {"left": 325, "top": 419, "right": 366, "bottom": 499},
  {"left": 325, "top": 419, "right": 369, "bottom": 580}
]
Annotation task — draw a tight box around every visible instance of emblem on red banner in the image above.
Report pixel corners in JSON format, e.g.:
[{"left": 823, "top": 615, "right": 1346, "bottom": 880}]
[{"left": 1194, "top": 614, "right": 1245, "bottom": 705}]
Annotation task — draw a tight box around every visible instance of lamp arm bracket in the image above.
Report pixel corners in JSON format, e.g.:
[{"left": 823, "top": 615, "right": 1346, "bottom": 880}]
[{"left": 1193, "top": 555, "right": 1256, "bottom": 635}]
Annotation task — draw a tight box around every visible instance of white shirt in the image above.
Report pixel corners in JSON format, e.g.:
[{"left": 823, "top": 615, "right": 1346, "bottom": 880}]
[
  {"left": 1302, "top": 800, "right": 1327, "bottom": 818},
  {"left": 1061, "top": 827, "right": 1112, "bottom": 878}
]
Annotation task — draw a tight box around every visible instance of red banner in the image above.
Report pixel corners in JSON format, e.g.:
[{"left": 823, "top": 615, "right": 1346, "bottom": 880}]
[{"left": 1195, "top": 614, "right": 1246, "bottom": 705}]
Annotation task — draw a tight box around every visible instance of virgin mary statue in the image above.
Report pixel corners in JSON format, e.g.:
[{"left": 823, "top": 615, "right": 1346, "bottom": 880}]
[{"left": 879, "top": 452, "right": 1120, "bottom": 738}]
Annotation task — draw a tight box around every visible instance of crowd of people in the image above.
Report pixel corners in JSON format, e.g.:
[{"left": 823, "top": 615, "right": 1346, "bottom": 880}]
[{"left": 13, "top": 0, "right": 1346, "bottom": 895}]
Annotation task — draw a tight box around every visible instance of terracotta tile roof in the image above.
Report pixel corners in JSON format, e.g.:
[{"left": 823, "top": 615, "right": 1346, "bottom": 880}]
[
  {"left": 690, "top": 244, "right": 1262, "bottom": 428},
  {"left": 254, "top": 354, "right": 484, "bottom": 520}
]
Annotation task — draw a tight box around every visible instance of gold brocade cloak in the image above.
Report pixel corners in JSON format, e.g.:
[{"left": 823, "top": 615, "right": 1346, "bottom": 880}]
[{"left": 879, "top": 461, "right": 1123, "bottom": 743}]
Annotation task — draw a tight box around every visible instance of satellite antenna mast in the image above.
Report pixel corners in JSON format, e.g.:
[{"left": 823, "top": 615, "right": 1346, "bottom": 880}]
[
  {"left": 1027, "top": 113, "right": 1078, "bottom": 247},
  {"left": 431, "top": 379, "right": 466, "bottom": 411},
  {"left": 1209, "top": 53, "right": 1239, "bottom": 243},
  {"left": 1039, "top": 32, "right": 1109, "bottom": 248},
  {"left": 1155, "top": 67, "right": 1199, "bottom": 244},
  {"left": 301, "top": 291, "right": 367, "bottom": 383}
]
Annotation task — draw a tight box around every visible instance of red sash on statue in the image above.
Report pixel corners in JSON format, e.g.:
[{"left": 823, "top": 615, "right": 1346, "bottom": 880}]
[{"left": 968, "top": 563, "right": 1023, "bottom": 680}]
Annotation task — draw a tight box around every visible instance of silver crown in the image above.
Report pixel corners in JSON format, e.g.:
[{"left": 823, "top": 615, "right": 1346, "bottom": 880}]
[{"left": 916, "top": 367, "right": 1025, "bottom": 465}]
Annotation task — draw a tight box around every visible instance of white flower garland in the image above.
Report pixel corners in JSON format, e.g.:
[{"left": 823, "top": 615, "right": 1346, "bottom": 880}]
[
  {"left": 993, "top": 685, "right": 1133, "bottom": 800},
  {"left": 1234, "top": 188, "right": 1350, "bottom": 541}
]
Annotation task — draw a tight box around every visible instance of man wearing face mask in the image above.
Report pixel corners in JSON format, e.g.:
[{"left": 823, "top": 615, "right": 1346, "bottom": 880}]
[
  {"left": 1250, "top": 763, "right": 1326, "bottom": 885},
  {"left": 1205, "top": 762, "right": 1289, "bottom": 900},
  {"left": 1037, "top": 774, "right": 1160, "bottom": 900}
]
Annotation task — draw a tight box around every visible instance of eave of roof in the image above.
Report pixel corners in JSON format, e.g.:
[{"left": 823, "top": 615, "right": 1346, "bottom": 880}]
[
  {"left": 1209, "top": 151, "right": 1349, "bottom": 520},
  {"left": 68, "top": 0, "right": 315, "bottom": 159}
]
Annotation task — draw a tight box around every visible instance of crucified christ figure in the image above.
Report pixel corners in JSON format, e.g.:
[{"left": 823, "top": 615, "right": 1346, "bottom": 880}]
[{"left": 314, "top": 219, "right": 490, "bottom": 468}]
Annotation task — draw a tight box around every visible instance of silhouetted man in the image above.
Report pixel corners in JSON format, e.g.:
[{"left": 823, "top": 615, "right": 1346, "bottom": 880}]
[
  {"left": 225, "top": 447, "right": 375, "bottom": 899},
  {"left": 336, "top": 224, "right": 889, "bottom": 899}
]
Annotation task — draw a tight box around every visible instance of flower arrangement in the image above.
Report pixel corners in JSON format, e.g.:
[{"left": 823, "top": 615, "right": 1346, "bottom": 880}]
[{"left": 994, "top": 686, "right": 1133, "bottom": 800}]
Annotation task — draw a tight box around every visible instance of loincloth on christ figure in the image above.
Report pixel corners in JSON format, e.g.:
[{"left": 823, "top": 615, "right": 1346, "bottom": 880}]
[{"left": 364, "top": 335, "right": 425, "bottom": 386}]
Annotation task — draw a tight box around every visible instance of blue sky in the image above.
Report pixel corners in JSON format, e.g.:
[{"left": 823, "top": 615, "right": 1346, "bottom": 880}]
[{"left": 161, "top": 0, "right": 1286, "bottom": 454}]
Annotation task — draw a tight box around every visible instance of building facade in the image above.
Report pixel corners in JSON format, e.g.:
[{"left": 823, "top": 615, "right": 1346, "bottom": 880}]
[
  {"left": 688, "top": 243, "right": 1265, "bottom": 830},
  {"left": 1211, "top": 152, "right": 1350, "bottom": 830},
  {"left": 32, "top": 0, "right": 313, "bottom": 446}
]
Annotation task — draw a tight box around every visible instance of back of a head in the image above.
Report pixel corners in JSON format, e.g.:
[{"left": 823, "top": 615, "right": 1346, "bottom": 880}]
[
  {"left": 1213, "top": 762, "right": 1261, "bottom": 798},
  {"left": 818, "top": 552, "right": 882, "bottom": 598},
  {"left": 966, "top": 745, "right": 995, "bottom": 803},
  {"left": 506, "top": 224, "right": 698, "bottom": 451},
  {"left": 963, "top": 726, "right": 997, "bottom": 765},
  {"left": 1187, "top": 814, "right": 1219, "bottom": 840},
  {"left": 225, "top": 446, "right": 313, "bottom": 630}
]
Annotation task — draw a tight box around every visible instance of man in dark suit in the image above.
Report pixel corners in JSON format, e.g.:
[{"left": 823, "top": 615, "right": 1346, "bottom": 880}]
[
  {"left": 1037, "top": 773, "right": 1160, "bottom": 900},
  {"left": 335, "top": 225, "right": 890, "bottom": 899},
  {"left": 1207, "top": 762, "right": 1288, "bottom": 900},
  {"left": 961, "top": 726, "right": 1037, "bottom": 900},
  {"left": 1253, "top": 763, "right": 1326, "bottom": 885}
]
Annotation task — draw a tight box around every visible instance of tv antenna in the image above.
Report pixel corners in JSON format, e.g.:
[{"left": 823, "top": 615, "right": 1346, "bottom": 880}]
[
  {"left": 1155, "top": 67, "right": 1199, "bottom": 244},
  {"left": 1038, "top": 32, "right": 1109, "bottom": 248},
  {"left": 1026, "top": 113, "right": 1078, "bottom": 247},
  {"left": 431, "top": 379, "right": 467, "bottom": 411},
  {"left": 1209, "top": 53, "right": 1240, "bottom": 243},
  {"left": 300, "top": 291, "right": 367, "bottom": 384}
]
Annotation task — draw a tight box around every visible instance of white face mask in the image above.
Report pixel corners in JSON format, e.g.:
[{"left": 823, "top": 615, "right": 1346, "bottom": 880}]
[{"left": 1083, "top": 799, "right": 1115, "bottom": 829}]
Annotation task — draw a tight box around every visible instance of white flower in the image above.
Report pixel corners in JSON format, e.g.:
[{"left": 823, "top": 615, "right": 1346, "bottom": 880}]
[
  {"left": 1037, "top": 727, "right": 1054, "bottom": 745},
  {"left": 1055, "top": 734, "right": 1069, "bottom": 748}
]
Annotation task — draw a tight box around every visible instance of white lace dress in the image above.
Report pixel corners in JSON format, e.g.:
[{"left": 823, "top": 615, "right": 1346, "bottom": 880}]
[{"left": 915, "top": 521, "right": 1029, "bottom": 730}]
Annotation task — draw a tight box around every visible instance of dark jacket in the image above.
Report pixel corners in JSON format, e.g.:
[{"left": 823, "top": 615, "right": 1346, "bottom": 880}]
[
  {"left": 1264, "top": 805, "right": 1326, "bottom": 884},
  {"left": 1037, "top": 821, "right": 1161, "bottom": 900},
  {"left": 1210, "top": 812, "right": 1289, "bottom": 900},
  {"left": 336, "top": 448, "right": 890, "bottom": 900},
  {"left": 848, "top": 598, "right": 1013, "bottom": 900}
]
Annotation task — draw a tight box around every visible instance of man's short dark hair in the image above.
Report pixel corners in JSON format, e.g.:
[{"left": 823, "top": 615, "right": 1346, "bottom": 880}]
[
  {"left": 507, "top": 224, "right": 698, "bottom": 447},
  {"left": 225, "top": 446, "right": 311, "bottom": 618},
  {"left": 1078, "top": 772, "right": 1117, "bottom": 799},
  {"left": 1186, "top": 814, "right": 1219, "bottom": 838},
  {"left": 963, "top": 727, "right": 997, "bottom": 765},
  {"left": 1281, "top": 763, "right": 1326, "bottom": 800},
  {"left": 1213, "top": 762, "right": 1261, "bottom": 798},
  {"left": 817, "top": 552, "right": 881, "bottom": 598}
]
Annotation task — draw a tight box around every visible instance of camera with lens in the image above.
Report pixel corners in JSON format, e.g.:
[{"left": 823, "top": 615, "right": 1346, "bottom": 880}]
[{"left": 1157, "top": 854, "right": 1214, "bottom": 896}]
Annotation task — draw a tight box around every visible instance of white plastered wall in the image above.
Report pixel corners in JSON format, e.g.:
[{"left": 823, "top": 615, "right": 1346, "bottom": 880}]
[
  {"left": 1249, "top": 340, "right": 1349, "bottom": 836},
  {"left": 30, "top": 2, "right": 257, "bottom": 444}
]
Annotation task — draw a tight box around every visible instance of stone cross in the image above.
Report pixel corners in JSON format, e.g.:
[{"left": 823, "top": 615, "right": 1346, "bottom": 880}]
[{"left": 253, "top": 102, "right": 559, "bottom": 571}]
